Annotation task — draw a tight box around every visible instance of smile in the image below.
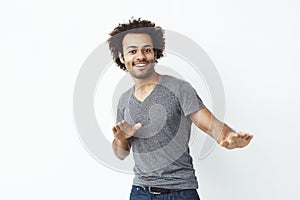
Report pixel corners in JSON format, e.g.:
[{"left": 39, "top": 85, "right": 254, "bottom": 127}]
[{"left": 135, "top": 63, "right": 147, "bottom": 67}]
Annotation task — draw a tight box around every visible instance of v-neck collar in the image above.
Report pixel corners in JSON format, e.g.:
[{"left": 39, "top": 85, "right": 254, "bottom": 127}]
[{"left": 131, "top": 75, "right": 164, "bottom": 103}]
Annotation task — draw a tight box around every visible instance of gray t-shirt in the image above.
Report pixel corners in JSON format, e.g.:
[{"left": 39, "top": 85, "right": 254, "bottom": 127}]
[{"left": 116, "top": 75, "right": 205, "bottom": 189}]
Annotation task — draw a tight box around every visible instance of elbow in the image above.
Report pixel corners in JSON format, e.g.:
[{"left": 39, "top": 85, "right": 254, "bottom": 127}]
[
  {"left": 112, "top": 139, "right": 130, "bottom": 160},
  {"left": 114, "top": 151, "right": 129, "bottom": 160},
  {"left": 112, "top": 146, "right": 130, "bottom": 160},
  {"left": 116, "top": 155, "right": 126, "bottom": 160}
]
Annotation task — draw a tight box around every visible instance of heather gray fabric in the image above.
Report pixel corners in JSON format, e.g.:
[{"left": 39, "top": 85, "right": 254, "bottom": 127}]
[{"left": 116, "top": 75, "right": 205, "bottom": 189}]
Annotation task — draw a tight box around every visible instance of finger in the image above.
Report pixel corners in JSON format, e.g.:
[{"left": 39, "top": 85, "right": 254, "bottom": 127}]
[
  {"left": 112, "top": 126, "right": 117, "bottom": 133},
  {"left": 220, "top": 140, "right": 229, "bottom": 147},
  {"left": 238, "top": 132, "right": 248, "bottom": 138},
  {"left": 115, "top": 124, "right": 121, "bottom": 131},
  {"left": 121, "top": 120, "right": 127, "bottom": 125},
  {"left": 119, "top": 121, "right": 126, "bottom": 129},
  {"left": 229, "top": 139, "right": 236, "bottom": 146},
  {"left": 243, "top": 133, "right": 252, "bottom": 139},
  {"left": 121, "top": 120, "right": 130, "bottom": 127},
  {"left": 246, "top": 134, "right": 254, "bottom": 141},
  {"left": 133, "top": 123, "right": 142, "bottom": 131},
  {"left": 112, "top": 127, "right": 119, "bottom": 138},
  {"left": 119, "top": 124, "right": 125, "bottom": 130},
  {"left": 231, "top": 133, "right": 239, "bottom": 139}
]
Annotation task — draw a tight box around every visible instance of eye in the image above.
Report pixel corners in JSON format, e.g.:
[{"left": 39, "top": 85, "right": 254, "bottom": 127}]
[
  {"left": 128, "top": 50, "right": 137, "bottom": 54},
  {"left": 144, "top": 48, "right": 153, "bottom": 53}
]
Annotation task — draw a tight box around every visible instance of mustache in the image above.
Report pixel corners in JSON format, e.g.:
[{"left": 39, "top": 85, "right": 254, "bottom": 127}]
[{"left": 133, "top": 59, "right": 155, "bottom": 65}]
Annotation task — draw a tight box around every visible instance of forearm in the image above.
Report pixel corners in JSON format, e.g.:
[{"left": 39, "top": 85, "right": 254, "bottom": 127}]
[
  {"left": 190, "top": 108, "right": 235, "bottom": 144},
  {"left": 207, "top": 118, "right": 235, "bottom": 144},
  {"left": 190, "top": 108, "right": 252, "bottom": 149},
  {"left": 112, "top": 138, "right": 131, "bottom": 160}
]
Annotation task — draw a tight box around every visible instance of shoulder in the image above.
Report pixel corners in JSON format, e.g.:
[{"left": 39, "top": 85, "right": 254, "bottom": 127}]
[
  {"left": 161, "top": 75, "right": 193, "bottom": 92},
  {"left": 162, "top": 74, "right": 186, "bottom": 84}
]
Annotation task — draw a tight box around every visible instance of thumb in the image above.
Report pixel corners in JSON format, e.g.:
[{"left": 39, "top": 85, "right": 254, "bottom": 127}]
[
  {"left": 220, "top": 140, "right": 228, "bottom": 147},
  {"left": 133, "top": 123, "right": 142, "bottom": 131}
]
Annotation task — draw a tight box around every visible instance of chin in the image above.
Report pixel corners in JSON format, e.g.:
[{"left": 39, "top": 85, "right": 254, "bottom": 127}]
[{"left": 132, "top": 72, "right": 152, "bottom": 79}]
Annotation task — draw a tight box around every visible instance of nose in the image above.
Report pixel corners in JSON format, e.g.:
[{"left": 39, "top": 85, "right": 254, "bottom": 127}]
[{"left": 136, "top": 49, "right": 146, "bottom": 60}]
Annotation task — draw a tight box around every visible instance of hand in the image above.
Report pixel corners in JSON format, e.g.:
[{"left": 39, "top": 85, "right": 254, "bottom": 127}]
[
  {"left": 220, "top": 132, "right": 253, "bottom": 149},
  {"left": 112, "top": 120, "right": 142, "bottom": 141}
]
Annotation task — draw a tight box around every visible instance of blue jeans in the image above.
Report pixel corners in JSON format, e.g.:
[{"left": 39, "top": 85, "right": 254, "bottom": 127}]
[{"left": 129, "top": 185, "right": 200, "bottom": 200}]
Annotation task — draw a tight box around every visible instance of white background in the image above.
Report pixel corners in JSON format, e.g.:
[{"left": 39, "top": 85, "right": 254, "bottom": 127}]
[{"left": 1, "top": 0, "right": 300, "bottom": 199}]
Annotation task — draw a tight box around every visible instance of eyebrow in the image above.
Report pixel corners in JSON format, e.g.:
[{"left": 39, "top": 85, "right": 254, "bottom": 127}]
[{"left": 126, "top": 45, "right": 153, "bottom": 49}]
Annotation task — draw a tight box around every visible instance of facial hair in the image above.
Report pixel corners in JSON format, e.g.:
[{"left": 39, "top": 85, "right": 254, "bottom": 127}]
[{"left": 129, "top": 59, "right": 156, "bottom": 80}]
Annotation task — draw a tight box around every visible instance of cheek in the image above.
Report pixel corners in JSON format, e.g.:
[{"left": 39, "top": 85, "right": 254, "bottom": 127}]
[
  {"left": 148, "top": 55, "right": 156, "bottom": 61},
  {"left": 123, "top": 56, "right": 133, "bottom": 63}
]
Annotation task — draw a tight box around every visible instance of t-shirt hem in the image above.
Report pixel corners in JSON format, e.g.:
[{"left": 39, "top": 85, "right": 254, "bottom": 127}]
[{"left": 133, "top": 181, "right": 198, "bottom": 190}]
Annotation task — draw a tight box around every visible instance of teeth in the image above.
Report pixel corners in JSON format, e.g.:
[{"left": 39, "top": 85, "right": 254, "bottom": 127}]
[{"left": 135, "top": 63, "right": 146, "bottom": 67}]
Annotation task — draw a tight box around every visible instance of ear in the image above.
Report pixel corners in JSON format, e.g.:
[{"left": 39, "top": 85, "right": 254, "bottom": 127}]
[
  {"left": 154, "top": 49, "right": 158, "bottom": 59},
  {"left": 118, "top": 52, "right": 124, "bottom": 64}
]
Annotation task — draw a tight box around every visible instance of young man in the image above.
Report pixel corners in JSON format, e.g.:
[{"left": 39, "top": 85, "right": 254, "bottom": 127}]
[{"left": 108, "top": 18, "right": 253, "bottom": 200}]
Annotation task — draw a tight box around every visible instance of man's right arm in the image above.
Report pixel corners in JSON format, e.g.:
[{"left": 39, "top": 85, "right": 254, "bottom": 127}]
[{"left": 112, "top": 120, "right": 142, "bottom": 160}]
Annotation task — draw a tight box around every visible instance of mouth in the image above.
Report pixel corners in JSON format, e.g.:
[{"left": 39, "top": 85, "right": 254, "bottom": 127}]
[
  {"left": 134, "top": 62, "right": 148, "bottom": 67},
  {"left": 134, "top": 62, "right": 148, "bottom": 70}
]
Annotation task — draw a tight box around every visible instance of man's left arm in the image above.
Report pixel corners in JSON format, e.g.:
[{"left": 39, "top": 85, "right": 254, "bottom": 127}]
[{"left": 189, "top": 108, "right": 253, "bottom": 149}]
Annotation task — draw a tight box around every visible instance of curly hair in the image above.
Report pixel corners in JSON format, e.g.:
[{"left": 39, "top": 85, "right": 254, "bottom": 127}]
[{"left": 107, "top": 18, "right": 165, "bottom": 71}]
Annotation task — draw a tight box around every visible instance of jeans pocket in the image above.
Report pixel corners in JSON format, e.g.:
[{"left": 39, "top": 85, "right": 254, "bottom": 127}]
[{"left": 130, "top": 186, "right": 150, "bottom": 200}]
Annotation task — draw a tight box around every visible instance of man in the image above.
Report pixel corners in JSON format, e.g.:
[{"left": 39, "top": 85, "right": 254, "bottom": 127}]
[{"left": 108, "top": 18, "right": 253, "bottom": 200}]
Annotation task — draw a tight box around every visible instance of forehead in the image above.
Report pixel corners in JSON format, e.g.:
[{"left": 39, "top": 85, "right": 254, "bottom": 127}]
[{"left": 122, "top": 33, "right": 153, "bottom": 48}]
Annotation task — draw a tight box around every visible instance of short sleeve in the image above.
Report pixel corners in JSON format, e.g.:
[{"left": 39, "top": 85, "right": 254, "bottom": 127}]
[
  {"left": 178, "top": 81, "right": 205, "bottom": 116},
  {"left": 116, "top": 98, "right": 124, "bottom": 123}
]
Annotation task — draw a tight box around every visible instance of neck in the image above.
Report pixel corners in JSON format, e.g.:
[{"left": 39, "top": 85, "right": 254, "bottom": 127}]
[{"left": 133, "top": 72, "right": 161, "bottom": 91}]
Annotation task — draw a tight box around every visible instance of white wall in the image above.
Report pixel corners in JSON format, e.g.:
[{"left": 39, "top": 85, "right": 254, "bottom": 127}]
[{"left": 1, "top": 0, "right": 299, "bottom": 199}]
